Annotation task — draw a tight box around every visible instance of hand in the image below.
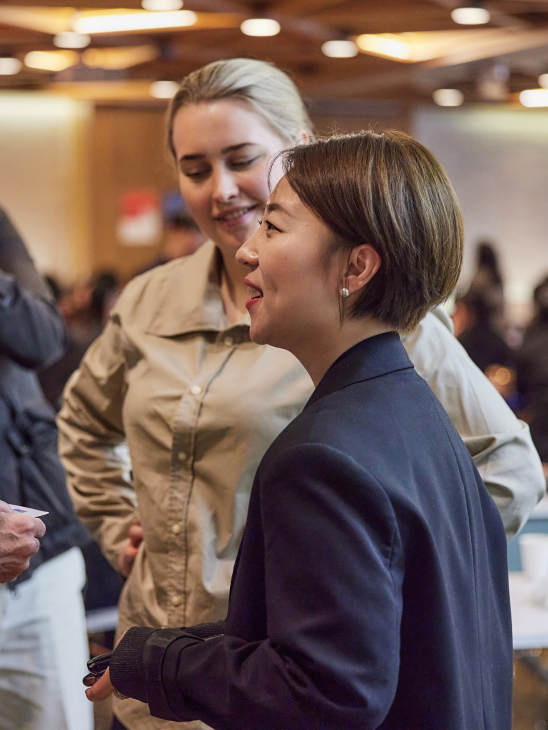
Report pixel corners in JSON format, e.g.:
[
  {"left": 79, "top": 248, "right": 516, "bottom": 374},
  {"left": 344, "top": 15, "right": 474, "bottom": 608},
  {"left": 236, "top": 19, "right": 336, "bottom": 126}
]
[
  {"left": 0, "top": 502, "right": 46, "bottom": 583},
  {"left": 118, "top": 516, "right": 143, "bottom": 578},
  {"left": 85, "top": 629, "right": 127, "bottom": 703},
  {"left": 85, "top": 667, "right": 115, "bottom": 703}
]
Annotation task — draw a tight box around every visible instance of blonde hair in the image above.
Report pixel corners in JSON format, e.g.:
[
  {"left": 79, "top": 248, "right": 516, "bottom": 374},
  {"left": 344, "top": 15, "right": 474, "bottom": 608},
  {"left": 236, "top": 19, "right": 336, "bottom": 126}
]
[{"left": 167, "top": 58, "right": 313, "bottom": 158}]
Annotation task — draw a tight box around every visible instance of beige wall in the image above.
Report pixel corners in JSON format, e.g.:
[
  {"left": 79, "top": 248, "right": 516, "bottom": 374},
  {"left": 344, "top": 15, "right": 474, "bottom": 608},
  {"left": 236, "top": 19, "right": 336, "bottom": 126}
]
[{"left": 0, "top": 93, "right": 92, "bottom": 284}]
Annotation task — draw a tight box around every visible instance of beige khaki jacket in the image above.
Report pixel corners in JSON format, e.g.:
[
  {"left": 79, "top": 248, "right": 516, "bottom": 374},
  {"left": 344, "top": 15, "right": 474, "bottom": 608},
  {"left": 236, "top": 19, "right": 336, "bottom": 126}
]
[{"left": 58, "top": 241, "right": 544, "bottom": 730}]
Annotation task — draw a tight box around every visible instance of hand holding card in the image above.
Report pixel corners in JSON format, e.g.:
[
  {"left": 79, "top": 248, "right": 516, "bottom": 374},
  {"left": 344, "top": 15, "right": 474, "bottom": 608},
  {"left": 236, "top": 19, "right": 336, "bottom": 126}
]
[{"left": 0, "top": 501, "right": 46, "bottom": 583}]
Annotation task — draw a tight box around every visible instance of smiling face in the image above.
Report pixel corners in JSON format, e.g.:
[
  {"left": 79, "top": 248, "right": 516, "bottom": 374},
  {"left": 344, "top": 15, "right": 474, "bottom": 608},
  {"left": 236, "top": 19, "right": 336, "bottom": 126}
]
[
  {"left": 171, "top": 99, "right": 289, "bottom": 260},
  {"left": 236, "top": 176, "right": 341, "bottom": 352}
]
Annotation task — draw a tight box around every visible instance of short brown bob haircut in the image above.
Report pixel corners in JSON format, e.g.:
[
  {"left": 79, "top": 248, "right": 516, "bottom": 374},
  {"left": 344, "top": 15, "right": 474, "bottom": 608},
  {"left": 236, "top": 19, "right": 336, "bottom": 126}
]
[{"left": 281, "top": 130, "right": 464, "bottom": 333}]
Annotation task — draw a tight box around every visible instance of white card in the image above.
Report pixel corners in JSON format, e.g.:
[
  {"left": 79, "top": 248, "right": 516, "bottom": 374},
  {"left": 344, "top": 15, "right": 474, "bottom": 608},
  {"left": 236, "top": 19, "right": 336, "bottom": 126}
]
[{"left": 8, "top": 504, "right": 49, "bottom": 518}]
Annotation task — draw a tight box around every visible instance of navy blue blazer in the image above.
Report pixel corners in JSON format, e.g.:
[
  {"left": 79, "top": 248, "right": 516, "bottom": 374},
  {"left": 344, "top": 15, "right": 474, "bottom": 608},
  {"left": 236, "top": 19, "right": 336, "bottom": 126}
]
[{"left": 112, "top": 332, "right": 513, "bottom": 730}]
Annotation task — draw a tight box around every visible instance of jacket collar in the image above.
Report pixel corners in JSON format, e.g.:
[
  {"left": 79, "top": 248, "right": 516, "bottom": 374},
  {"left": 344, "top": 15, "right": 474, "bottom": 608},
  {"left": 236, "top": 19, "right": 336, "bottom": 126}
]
[
  {"left": 306, "top": 332, "right": 414, "bottom": 409},
  {"left": 145, "top": 240, "right": 251, "bottom": 337}
]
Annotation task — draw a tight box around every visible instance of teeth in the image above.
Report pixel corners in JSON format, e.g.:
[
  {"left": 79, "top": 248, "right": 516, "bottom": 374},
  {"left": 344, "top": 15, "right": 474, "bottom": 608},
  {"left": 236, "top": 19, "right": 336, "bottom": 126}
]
[
  {"left": 218, "top": 207, "right": 252, "bottom": 221},
  {"left": 247, "top": 285, "right": 262, "bottom": 297}
]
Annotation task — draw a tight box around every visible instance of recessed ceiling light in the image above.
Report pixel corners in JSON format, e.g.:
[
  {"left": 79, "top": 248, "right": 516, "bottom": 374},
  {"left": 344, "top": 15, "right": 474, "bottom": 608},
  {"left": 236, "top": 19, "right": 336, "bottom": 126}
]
[
  {"left": 538, "top": 73, "right": 548, "bottom": 89},
  {"left": 520, "top": 89, "right": 548, "bottom": 107},
  {"left": 451, "top": 7, "right": 490, "bottom": 25},
  {"left": 73, "top": 10, "right": 197, "bottom": 34},
  {"left": 142, "top": 0, "right": 183, "bottom": 10},
  {"left": 433, "top": 88, "right": 464, "bottom": 106},
  {"left": 150, "top": 80, "right": 179, "bottom": 98},
  {"left": 240, "top": 18, "right": 280, "bottom": 37},
  {"left": 53, "top": 31, "right": 91, "bottom": 49},
  {"left": 321, "top": 40, "right": 358, "bottom": 58},
  {"left": 0, "top": 57, "right": 22, "bottom": 75},
  {"left": 24, "top": 50, "right": 78, "bottom": 72}
]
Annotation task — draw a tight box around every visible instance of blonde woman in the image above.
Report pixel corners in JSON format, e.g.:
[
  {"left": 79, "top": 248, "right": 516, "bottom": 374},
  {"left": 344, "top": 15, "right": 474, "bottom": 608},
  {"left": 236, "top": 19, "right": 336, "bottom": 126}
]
[{"left": 59, "top": 60, "right": 542, "bottom": 730}]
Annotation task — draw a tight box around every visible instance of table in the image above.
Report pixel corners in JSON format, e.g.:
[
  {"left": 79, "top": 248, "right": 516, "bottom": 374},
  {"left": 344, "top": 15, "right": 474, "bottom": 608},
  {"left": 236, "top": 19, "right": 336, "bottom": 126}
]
[{"left": 510, "top": 572, "right": 548, "bottom": 650}]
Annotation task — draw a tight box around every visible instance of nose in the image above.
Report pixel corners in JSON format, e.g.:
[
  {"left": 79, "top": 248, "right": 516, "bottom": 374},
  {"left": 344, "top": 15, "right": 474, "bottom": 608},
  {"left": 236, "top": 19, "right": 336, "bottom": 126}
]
[
  {"left": 211, "top": 164, "right": 239, "bottom": 203},
  {"left": 236, "top": 228, "right": 259, "bottom": 268}
]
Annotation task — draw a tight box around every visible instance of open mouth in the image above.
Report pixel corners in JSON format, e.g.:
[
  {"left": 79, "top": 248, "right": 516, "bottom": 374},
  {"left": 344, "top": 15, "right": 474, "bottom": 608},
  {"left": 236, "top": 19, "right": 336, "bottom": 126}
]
[
  {"left": 215, "top": 205, "right": 256, "bottom": 223},
  {"left": 247, "top": 284, "right": 263, "bottom": 300}
]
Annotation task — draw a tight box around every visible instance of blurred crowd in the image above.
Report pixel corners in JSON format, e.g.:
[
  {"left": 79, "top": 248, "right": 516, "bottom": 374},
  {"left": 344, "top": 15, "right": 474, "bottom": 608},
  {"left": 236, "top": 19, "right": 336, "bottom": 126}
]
[{"left": 454, "top": 241, "right": 548, "bottom": 465}]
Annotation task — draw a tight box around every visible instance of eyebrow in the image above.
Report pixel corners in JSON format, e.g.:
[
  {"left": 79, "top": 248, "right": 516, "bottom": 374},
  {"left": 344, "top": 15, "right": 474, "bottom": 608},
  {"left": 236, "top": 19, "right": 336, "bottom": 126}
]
[
  {"left": 179, "top": 142, "right": 258, "bottom": 162},
  {"left": 265, "top": 202, "right": 293, "bottom": 217}
]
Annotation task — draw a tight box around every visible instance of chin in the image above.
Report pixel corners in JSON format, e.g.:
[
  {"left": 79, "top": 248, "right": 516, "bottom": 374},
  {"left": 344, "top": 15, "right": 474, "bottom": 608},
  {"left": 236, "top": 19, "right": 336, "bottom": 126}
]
[{"left": 249, "top": 324, "right": 269, "bottom": 346}]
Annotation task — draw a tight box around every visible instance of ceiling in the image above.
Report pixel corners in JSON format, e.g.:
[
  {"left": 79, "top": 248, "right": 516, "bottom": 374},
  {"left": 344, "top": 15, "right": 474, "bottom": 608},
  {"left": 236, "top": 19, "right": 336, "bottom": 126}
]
[{"left": 2, "top": 0, "right": 548, "bottom": 103}]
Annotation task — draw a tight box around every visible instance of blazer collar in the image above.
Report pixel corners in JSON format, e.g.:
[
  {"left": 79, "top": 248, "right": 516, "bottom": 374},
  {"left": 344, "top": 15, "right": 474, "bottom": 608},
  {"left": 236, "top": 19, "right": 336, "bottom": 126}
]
[{"left": 306, "top": 332, "right": 414, "bottom": 409}]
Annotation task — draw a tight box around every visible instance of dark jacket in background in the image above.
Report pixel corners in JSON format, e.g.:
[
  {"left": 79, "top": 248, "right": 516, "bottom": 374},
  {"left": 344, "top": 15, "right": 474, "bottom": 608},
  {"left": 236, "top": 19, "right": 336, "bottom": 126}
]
[
  {"left": 0, "top": 208, "right": 89, "bottom": 584},
  {"left": 516, "top": 321, "right": 548, "bottom": 462},
  {"left": 112, "top": 333, "right": 512, "bottom": 730}
]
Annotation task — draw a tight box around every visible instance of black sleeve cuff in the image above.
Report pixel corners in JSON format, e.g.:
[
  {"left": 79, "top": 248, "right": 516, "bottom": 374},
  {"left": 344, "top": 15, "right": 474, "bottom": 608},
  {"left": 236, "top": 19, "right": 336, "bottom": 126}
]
[
  {"left": 110, "top": 622, "right": 226, "bottom": 718},
  {"left": 110, "top": 626, "right": 156, "bottom": 703}
]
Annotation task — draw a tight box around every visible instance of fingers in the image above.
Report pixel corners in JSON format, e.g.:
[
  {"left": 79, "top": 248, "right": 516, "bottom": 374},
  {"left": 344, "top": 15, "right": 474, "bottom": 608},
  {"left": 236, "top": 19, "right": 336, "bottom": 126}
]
[
  {"left": 128, "top": 523, "right": 143, "bottom": 545},
  {"left": 33, "top": 518, "right": 46, "bottom": 539},
  {"left": 0, "top": 514, "right": 46, "bottom": 583},
  {"left": 0, "top": 502, "right": 13, "bottom": 514},
  {"left": 85, "top": 668, "right": 115, "bottom": 703}
]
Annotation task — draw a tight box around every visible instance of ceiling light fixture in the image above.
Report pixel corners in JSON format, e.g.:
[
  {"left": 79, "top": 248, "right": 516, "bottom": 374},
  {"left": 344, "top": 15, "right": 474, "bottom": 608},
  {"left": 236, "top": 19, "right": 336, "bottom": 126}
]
[
  {"left": 538, "top": 73, "right": 548, "bottom": 89},
  {"left": 73, "top": 10, "right": 197, "bottom": 34},
  {"left": 142, "top": 0, "right": 183, "bottom": 10},
  {"left": 240, "top": 18, "right": 280, "bottom": 37},
  {"left": 0, "top": 57, "right": 22, "bottom": 75},
  {"left": 149, "top": 80, "right": 180, "bottom": 98},
  {"left": 433, "top": 88, "right": 464, "bottom": 106},
  {"left": 355, "top": 34, "right": 412, "bottom": 60},
  {"left": 451, "top": 6, "right": 490, "bottom": 25},
  {"left": 24, "top": 50, "right": 78, "bottom": 72},
  {"left": 519, "top": 89, "right": 548, "bottom": 107},
  {"left": 53, "top": 31, "right": 91, "bottom": 49},
  {"left": 321, "top": 40, "right": 358, "bottom": 58}
]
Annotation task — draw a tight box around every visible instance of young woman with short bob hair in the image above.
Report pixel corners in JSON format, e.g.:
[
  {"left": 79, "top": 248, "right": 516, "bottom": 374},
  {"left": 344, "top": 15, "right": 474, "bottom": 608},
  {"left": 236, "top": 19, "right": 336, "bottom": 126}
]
[
  {"left": 86, "top": 131, "right": 512, "bottom": 730},
  {"left": 61, "top": 57, "right": 538, "bottom": 730}
]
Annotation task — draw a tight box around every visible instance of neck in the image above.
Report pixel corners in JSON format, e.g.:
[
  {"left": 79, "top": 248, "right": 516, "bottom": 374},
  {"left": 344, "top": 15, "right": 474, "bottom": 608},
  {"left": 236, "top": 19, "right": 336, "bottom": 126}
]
[
  {"left": 218, "top": 248, "right": 249, "bottom": 323},
  {"left": 297, "top": 318, "right": 393, "bottom": 388}
]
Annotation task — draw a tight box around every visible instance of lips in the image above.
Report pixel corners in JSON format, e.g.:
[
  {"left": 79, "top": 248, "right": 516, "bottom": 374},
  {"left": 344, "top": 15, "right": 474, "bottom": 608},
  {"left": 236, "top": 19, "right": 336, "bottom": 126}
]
[
  {"left": 244, "top": 277, "right": 263, "bottom": 310},
  {"left": 245, "top": 280, "right": 263, "bottom": 299}
]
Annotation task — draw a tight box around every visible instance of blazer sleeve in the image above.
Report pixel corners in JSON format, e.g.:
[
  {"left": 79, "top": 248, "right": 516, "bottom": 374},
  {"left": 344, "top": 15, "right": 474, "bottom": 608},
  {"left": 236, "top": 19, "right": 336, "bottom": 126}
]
[
  {"left": 57, "top": 310, "right": 136, "bottom": 570},
  {"left": 405, "top": 309, "right": 545, "bottom": 539},
  {"left": 0, "top": 208, "right": 65, "bottom": 369},
  {"left": 109, "top": 443, "right": 403, "bottom": 730}
]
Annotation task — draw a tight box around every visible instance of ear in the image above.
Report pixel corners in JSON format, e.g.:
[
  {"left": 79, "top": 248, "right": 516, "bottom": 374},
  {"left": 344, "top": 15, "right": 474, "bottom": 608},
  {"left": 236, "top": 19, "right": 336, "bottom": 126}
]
[{"left": 345, "top": 244, "right": 381, "bottom": 294}]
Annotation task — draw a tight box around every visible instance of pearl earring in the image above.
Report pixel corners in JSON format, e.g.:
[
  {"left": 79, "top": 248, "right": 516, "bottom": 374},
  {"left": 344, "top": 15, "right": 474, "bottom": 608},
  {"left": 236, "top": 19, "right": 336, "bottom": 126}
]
[{"left": 340, "top": 287, "right": 350, "bottom": 298}]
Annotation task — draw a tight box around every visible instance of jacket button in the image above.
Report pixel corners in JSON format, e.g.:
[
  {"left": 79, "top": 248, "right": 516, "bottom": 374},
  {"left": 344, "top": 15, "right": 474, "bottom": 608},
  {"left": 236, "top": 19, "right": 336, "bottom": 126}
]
[
  {"left": 178, "top": 451, "right": 187, "bottom": 462},
  {"left": 190, "top": 385, "right": 202, "bottom": 396},
  {"left": 223, "top": 337, "right": 234, "bottom": 347},
  {"left": 171, "top": 523, "right": 181, "bottom": 534},
  {"left": 171, "top": 595, "right": 182, "bottom": 607}
]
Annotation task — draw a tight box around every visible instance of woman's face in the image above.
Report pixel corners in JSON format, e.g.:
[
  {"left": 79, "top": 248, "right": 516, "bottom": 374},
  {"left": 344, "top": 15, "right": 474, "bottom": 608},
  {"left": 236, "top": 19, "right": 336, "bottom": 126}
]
[
  {"left": 171, "top": 100, "right": 288, "bottom": 257},
  {"left": 236, "top": 176, "right": 341, "bottom": 352}
]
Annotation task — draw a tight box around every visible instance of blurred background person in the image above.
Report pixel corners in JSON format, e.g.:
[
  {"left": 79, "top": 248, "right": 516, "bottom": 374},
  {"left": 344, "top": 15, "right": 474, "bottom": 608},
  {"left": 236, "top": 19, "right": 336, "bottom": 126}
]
[
  {"left": 138, "top": 193, "right": 206, "bottom": 275},
  {"left": 0, "top": 208, "right": 92, "bottom": 730},
  {"left": 39, "top": 270, "right": 120, "bottom": 410},
  {"left": 516, "top": 275, "right": 548, "bottom": 465},
  {"left": 468, "top": 240, "right": 505, "bottom": 332},
  {"left": 457, "top": 290, "right": 514, "bottom": 373}
]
